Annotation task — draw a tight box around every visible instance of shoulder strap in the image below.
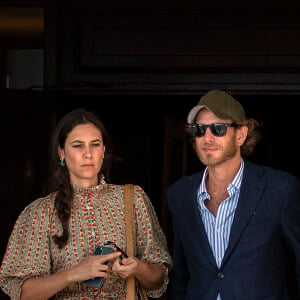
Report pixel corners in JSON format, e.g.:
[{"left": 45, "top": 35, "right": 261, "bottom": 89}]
[
  {"left": 124, "top": 184, "right": 135, "bottom": 300},
  {"left": 124, "top": 183, "right": 135, "bottom": 256}
]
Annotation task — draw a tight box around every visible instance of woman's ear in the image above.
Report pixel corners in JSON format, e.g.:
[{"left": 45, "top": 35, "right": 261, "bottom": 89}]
[{"left": 58, "top": 146, "right": 64, "bottom": 160}]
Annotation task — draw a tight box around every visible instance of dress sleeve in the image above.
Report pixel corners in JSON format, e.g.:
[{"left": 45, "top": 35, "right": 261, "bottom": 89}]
[
  {"left": 0, "top": 195, "right": 54, "bottom": 300},
  {"left": 133, "top": 185, "right": 173, "bottom": 298}
]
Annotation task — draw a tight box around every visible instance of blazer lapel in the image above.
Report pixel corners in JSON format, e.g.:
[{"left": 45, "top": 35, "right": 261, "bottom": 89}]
[
  {"left": 186, "top": 172, "right": 219, "bottom": 269},
  {"left": 222, "top": 162, "right": 266, "bottom": 266}
]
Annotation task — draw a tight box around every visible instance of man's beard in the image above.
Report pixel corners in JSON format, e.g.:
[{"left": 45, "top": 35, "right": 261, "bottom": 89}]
[{"left": 197, "top": 138, "right": 238, "bottom": 167}]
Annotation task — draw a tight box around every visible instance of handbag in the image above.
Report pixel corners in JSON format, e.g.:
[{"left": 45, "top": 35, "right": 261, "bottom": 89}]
[{"left": 124, "top": 184, "right": 148, "bottom": 300}]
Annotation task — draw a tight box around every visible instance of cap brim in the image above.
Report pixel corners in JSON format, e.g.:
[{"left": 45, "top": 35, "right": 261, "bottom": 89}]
[{"left": 187, "top": 105, "right": 207, "bottom": 123}]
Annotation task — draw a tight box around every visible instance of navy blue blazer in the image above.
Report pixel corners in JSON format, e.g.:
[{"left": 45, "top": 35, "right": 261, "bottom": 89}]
[{"left": 167, "top": 160, "right": 300, "bottom": 300}]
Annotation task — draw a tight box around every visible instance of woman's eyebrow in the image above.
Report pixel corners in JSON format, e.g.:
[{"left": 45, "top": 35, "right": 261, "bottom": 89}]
[{"left": 70, "top": 138, "right": 101, "bottom": 144}]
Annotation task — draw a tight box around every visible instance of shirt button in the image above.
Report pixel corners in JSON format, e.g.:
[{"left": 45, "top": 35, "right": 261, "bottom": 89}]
[{"left": 218, "top": 272, "right": 224, "bottom": 278}]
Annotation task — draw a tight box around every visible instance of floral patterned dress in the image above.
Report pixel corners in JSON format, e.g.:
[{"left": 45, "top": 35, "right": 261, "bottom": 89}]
[{"left": 0, "top": 183, "right": 172, "bottom": 299}]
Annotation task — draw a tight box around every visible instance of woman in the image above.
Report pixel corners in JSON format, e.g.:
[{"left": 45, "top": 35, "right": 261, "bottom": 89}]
[{"left": 0, "top": 108, "right": 172, "bottom": 299}]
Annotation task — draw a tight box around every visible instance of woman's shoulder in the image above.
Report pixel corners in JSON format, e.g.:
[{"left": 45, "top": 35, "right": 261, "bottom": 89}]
[
  {"left": 105, "top": 183, "right": 148, "bottom": 203},
  {"left": 105, "top": 183, "right": 144, "bottom": 193},
  {"left": 21, "top": 191, "right": 57, "bottom": 216}
]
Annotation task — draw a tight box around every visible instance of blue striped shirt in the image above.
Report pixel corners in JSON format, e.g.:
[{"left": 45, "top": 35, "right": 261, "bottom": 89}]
[{"left": 197, "top": 159, "right": 244, "bottom": 300}]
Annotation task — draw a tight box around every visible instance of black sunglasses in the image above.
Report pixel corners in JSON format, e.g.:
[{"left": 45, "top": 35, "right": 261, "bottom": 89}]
[
  {"left": 186, "top": 123, "right": 240, "bottom": 137},
  {"left": 104, "top": 241, "right": 128, "bottom": 259}
]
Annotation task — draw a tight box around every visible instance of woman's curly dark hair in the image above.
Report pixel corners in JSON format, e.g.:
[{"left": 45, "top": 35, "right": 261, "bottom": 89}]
[{"left": 50, "top": 108, "right": 113, "bottom": 249}]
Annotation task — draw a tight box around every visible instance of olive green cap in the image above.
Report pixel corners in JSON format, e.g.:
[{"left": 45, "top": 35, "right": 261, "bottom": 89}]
[{"left": 187, "top": 90, "right": 246, "bottom": 123}]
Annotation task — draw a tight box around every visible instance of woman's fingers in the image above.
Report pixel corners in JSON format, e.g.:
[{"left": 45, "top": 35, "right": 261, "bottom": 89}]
[
  {"left": 96, "top": 251, "right": 121, "bottom": 264},
  {"left": 111, "top": 257, "right": 139, "bottom": 278},
  {"left": 72, "top": 251, "right": 121, "bottom": 281}
]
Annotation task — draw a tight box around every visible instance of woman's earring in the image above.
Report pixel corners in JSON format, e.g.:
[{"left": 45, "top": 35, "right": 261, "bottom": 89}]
[{"left": 60, "top": 159, "right": 66, "bottom": 167}]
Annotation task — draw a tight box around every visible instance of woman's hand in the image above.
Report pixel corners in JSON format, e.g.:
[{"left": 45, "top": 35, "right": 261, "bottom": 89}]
[
  {"left": 68, "top": 251, "right": 122, "bottom": 282},
  {"left": 20, "top": 251, "right": 121, "bottom": 300},
  {"left": 111, "top": 256, "right": 166, "bottom": 290},
  {"left": 111, "top": 256, "right": 140, "bottom": 279}
]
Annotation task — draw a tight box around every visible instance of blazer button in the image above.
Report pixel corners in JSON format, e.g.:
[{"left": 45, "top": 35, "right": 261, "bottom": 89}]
[{"left": 218, "top": 272, "right": 224, "bottom": 278}]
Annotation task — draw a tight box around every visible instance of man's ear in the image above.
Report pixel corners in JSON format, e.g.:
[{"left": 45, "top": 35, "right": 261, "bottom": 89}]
[{"left": 236, "top": 125, "right": 248, "bottom": 147}]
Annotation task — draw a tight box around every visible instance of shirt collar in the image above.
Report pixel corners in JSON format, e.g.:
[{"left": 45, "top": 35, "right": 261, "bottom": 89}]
[{"left": 197, "top": 159, "right": 244, "bottom": 206}]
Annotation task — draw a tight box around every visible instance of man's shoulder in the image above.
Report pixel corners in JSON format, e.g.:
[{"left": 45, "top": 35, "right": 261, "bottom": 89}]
[
  {"left": 244, "top": 160, "right": 299, "bottom": 183},
  {"left": 167, "top": 170, "right": 204, "bottom": 193},
  {"left": 166, "top": 171, "right": 202, "bottom": 210}
]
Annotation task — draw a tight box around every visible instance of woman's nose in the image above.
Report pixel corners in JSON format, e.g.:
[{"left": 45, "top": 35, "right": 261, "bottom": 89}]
[{"left": 83, "top": 146, "right": 92, "bottom": 157}]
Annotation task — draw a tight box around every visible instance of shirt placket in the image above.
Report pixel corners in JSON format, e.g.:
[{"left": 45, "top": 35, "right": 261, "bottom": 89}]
[
  {"left": 214, "top": 212, "right": 224, "bottom": 268},
  {"left": 82, "top": 193, "right": 100, "bottom": 251}
]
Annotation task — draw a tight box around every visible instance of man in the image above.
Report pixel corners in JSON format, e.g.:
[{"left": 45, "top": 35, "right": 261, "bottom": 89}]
[{"left": 166, "top": 90, "right": 300, "bottom": 300}]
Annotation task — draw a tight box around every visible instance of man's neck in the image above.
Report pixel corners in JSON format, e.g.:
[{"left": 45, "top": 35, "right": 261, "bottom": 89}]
[{"left": 206, "top": 156, "right": 242, "bottom": 195}]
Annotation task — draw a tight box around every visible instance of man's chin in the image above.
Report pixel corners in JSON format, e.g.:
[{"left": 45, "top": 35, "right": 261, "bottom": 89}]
[{"left": 200, "top": 155, "right": 220, "bottom": 167}]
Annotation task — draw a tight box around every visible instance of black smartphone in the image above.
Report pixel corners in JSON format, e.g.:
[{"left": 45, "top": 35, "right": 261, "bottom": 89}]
[{"left": 82, "top": 246, "right": 113, "bottom": 287}]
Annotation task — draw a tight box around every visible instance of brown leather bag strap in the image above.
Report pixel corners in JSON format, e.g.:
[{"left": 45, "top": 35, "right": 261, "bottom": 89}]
[{"left": 124, "top": 184, "right": 135, "bottom": 300}]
